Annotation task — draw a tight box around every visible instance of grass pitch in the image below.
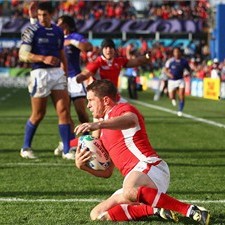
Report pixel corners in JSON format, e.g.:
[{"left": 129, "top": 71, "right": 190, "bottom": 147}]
[{"left": 0, "top": 87, "right": 225, "bottom": 225}]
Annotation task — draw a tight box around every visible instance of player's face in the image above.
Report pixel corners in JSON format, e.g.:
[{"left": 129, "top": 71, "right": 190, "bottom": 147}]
[
  {"left": 102, "top": 46, "right": 115, "bottom": 60},
  {"left": 37, "top": 10, "right": 52, "bottom": 27},
  {"left": 87, "top": 91, "right": 105, "bottom": 119},
  {"left": 173, "top": 48, "right": 181, "bottom": 59}
]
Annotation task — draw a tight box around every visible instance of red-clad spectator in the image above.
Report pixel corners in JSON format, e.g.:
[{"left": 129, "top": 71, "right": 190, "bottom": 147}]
[
  {"left": 11, "top": 0, "right": 19, "bottom": 7},
  {"left": 114, "top": 2, "right": 124, "bottom": 19},
  {"left": 161, "top": 5, "right": 170, "bottom": 20},
  {"left": 93, "top": 8, "right": 103, "bottom": 20},
  {"left": 105, "top": 2, "right": 115, "bottom": 18},
  {"left": 139, "top": 37, "right": 148, "bottom": 55}
]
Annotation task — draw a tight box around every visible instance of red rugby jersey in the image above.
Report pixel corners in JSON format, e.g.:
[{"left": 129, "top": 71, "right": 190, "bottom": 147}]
[
  {"left": 86, "top": 55, "right": 129, "bottom": 87},
  {"left": 100, "top": 103, "right": 159, "bottom": 176}
]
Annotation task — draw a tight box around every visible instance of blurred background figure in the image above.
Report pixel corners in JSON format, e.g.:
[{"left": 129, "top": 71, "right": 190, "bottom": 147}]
[{"left": 164, "top": 47, "right": 191, "bottom": 117}]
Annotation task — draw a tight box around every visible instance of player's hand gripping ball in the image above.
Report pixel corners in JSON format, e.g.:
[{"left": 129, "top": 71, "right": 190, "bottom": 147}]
[{"left": 78, "top": 135, "right": 110, "bottom": 170}]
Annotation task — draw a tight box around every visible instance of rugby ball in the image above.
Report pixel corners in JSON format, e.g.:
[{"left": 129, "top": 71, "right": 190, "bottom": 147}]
[{"left": 78, "top": 135, "right": 110, "bottom": 170}]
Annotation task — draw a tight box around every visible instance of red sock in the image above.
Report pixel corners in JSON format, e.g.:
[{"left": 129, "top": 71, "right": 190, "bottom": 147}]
[
  {"left": 108, "top": 204, "right": 154, "bottom": 221},
  {"left": 137, "top": 186, "right": 190, "bottom": 216},
  {"left": 70, "top": 137, "right": 78, "bottom": 147}
]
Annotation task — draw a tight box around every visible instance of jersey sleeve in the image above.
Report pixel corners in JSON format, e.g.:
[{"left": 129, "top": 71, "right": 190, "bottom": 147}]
[
  {"left": 120, "top": 57, "right": 129, "bottom": 67},
  {"left": 21, "top": 24, "right": 38, "bottom": 46},
  {"left": 86, "top": 57, "right": 101, "bottom": 74},
  {"left": 165, "top": 58, "right": 172, "bottom": 68},
  {"left": 113, "top": 103, "right": 136, "bottom": 117},
  {"left": 71, "top": 33, "right": 87, "bottom": 43}
]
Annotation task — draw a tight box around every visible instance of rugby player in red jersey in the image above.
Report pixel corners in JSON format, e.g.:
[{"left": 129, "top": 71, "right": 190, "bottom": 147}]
[
  {"left": 69, "top": 38, "right": 151, "bottom": 148},
  {"left": 74, "top": 79, "right": 210, "bottom": 225}
]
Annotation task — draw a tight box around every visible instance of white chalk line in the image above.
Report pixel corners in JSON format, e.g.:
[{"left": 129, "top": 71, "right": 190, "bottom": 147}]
[
  {"left": 129, "top": 99, "right": 225, "bottom": 129},
  {"left": 0, "top": 198, "right": 224, "bottom": 204},
  {"left": 1, "top": 163, "right": 73, "bottom": 167}
]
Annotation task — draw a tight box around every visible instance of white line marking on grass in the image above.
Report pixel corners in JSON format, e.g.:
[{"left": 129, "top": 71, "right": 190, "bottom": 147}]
[
  {"left": 2, "top": 163, "right": 73, "bottom": 167},
  {"left": 0, "top": 198, "right": 101, "bottom": 203},
  {"left": 130, "top": 100, "right": 225, "bottom": 129},
  {"left": 0, "top": 198, "right": 224, "bottom": 204}
]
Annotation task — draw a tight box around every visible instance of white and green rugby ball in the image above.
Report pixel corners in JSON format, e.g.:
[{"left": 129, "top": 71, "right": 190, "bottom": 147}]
[{"left": 78, "top": 135, "right": 110, "bottom": 170}]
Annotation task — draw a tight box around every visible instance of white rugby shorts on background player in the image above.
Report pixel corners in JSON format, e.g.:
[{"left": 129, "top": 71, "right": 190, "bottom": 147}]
[
  {"left": 168, "top": 78, "right": 185, "bottom": 92},
  {"left": 67, "top": 77, "right": 87, "bottom": 98},
  {"left": 28, "top": 68, "right": 67, "bottom": 97},
  {"left": 113, "top": 159, "right": 170, "bottom": 195}
]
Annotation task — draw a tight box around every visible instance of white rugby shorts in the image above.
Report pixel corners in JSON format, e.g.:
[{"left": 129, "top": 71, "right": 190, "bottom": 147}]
[
  {"left": 168, "top": 78, "right": 185, "bottom": 92},
  {"left": 113, "top": 159, "right": 170, "bottom": 195},
  {"left": 67, "top": 77, "right": 87, "bottom": 98},
  {"left": 28, "top": 68, "right": 67, "bottom": 97}
]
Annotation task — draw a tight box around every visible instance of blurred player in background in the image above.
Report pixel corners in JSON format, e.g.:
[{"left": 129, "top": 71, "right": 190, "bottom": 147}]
[
  {"left": 28, "top": 2, "right": 93, "bottom": 159},
  {"left": 76, "top": 38, "right": 151, "bottom": 91},
  {"left": 164, "top": 47, "right": 191, "bottom": 117},
  {"left": 67, "top": 38, "right": 151, "bottom": 148},
  {"left": 74, "top": 79, "right": 210, "bottom": 225},
  {"left": 53, "top": 15, "right": 93, "bottom": 158},
  {"left": 19, "top": 1, "right": 71, "bottom": 159}
]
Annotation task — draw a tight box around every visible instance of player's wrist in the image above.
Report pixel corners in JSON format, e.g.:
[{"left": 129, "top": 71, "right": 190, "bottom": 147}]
[
  {"left": 70, "top": 40, "right": 80, "bottom": 48},
  {"left": 30, "top": 18, "right": 38, "bottom": 25},
  {"left": 98, "top": 121, "right": 102, "bottom": 129}
]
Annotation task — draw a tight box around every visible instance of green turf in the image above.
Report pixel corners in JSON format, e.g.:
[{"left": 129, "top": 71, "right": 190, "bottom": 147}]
[{"left": 0, "top": 87, "right": 225, "bottom": 225}]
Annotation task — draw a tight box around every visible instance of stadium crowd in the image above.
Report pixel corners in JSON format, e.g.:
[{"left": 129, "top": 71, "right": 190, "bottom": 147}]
[
  {"left": 1, "top": 40, "right": 224, "bottom": 81},
  {"left": 1, "top": 0, "right": 210, "bottom": 23},
  {"left": 1, "top": 0, "right": 221, "bottom": 80}
]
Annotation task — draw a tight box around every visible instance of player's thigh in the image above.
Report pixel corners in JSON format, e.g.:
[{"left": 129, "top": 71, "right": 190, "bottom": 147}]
[
  {"left": 51, "top": 90, "right": 70, "bottom": 120},
  {"left": 122, "top": 171, "right": 157, "bottom": 201},
  {"left": 73, "top": 97, "right": 87, "bottom": 114},
  {"left": 122, "top": 160, "right": 170, "bottom": 198},
  {"left": 167, "top": 81, "right": 177, "bottom": 98}
]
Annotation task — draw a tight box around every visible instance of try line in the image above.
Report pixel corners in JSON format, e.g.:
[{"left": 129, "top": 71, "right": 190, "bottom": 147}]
[
  {"left": 0, "top": 198, "right": 224, "bottom": 204},
  {"left": 129, "top": 99, "right": 225, "bottom": 129}
]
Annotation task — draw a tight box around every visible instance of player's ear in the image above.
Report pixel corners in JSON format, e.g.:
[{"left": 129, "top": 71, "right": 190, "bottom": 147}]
[{"left": 103, "top": 96, "right": 110, "bottom": 105}]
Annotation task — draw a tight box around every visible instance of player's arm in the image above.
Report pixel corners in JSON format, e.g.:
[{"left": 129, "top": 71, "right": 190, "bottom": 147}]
[
  {"left": 59, "top": 49, "right": 68, "bottom": 76},
  {"left": 19, "top": 44, "right": 60, "bottom": 66},
  {"left": 74, "top": 112, "right": 138, "bottom": 135},
  {"left": 75, "top": 145, "right": 114, "bottom": 178},
  {"left": 164, "top": 66, "right": 174, "bottom": 79},
  {"left": 125, "top": 52, "right": 151, "bottom": 68},
  {"left": 29, "top": 1, "right": 38, "bottom": 24},
  {"left": 76, "top": 68, "right": 94, "bottom": 83},
  {"left": 65, "top": 39, "right": 93, "bottom": 52}
]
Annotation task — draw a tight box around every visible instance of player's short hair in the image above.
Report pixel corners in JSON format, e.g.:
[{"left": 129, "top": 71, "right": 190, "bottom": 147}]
[
  {"left": 58, "top": 15, "right": 77, "bottom": 32},
  {"left": 38, "top": 1, "right": 54, "bottom": 14},
  {"left": 86, "top": 80, "right": 118, "bottom": 101}
]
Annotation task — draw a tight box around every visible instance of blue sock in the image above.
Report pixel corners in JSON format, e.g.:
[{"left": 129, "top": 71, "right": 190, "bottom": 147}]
[
  {"left": 59, "top": 124, "right": 70, "bottom": 154},
  {"left": 22, "top": 120, "right": 37, "bottom": 149},
  {"left": 179, "top": 100, "right": 185, "bottom": 111}
]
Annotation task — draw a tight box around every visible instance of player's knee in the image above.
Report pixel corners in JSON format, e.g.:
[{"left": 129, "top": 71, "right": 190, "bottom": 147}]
[
  {"left": 90, "top": 209, "right": 110, "bottom": 221},
  {"left": 31, "top": 111, "right": 46, "bottom": 123},
  {"left": 57, "top": 108, "right": 70, "bottom": 122}
]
